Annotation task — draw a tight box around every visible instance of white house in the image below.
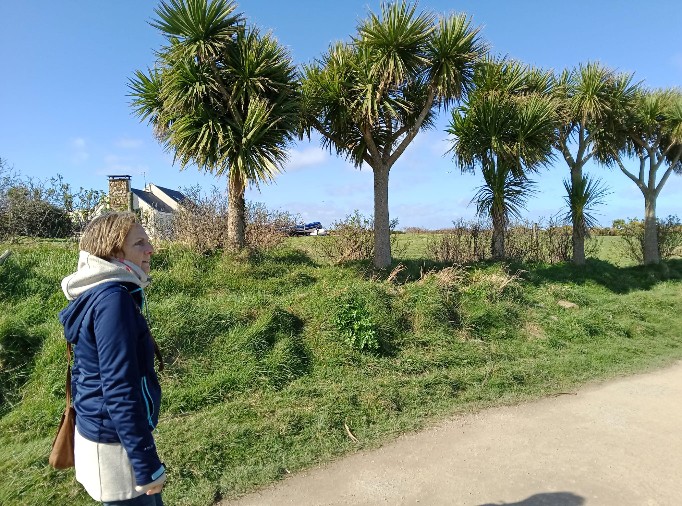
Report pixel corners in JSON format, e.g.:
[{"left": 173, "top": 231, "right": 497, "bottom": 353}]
[{"left": 108, "top": 175, "right": 187, "bottom": 238}]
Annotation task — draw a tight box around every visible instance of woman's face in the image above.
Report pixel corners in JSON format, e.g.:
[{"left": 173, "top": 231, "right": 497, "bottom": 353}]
[{"left": 120, "top": 224, "right": 154, "bottom": 274}]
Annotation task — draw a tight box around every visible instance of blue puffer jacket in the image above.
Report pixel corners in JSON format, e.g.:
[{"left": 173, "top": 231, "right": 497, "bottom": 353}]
[{"left": 59, "top": 281, "right": 164, "bottom": 486}]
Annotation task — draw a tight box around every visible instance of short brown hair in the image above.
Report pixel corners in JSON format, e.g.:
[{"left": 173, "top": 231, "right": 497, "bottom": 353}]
[{"left": 79, "top": 212, "right": 139, "bottom": 259}]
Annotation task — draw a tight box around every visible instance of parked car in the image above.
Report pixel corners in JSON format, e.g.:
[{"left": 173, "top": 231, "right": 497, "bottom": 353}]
[{"left": 290, "top": 222, "right": 327, "bottom": 236}]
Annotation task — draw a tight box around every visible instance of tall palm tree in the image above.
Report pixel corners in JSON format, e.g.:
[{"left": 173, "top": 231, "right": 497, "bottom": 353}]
[
  {"left": 129, "top": 0, "right": 299, "bottom": 249},
  {"left": 448, "top": 58, "right": 557, "bottom": 259},
  {"left": 551, "top": 63, "right": 638, "bottom": 265},
  {"left": 614, "top": 88, "right": 682, "bottom": 264},
  {"left": 300, "top": 1, "right": 487, "bottom": 268}
]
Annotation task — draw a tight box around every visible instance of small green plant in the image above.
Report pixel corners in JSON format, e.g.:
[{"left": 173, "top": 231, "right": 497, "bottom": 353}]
[{"left": 333, "top": 296, "right": 379, "bottom": 352}]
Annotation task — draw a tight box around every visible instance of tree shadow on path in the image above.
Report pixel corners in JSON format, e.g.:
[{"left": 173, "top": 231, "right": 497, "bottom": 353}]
[{"left": 478, "top": 491, "right": 585, "bottom": 506}]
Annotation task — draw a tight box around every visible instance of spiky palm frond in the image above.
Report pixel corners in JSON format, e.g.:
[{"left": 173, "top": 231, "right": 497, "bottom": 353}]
[
  {"left": 472, "top": 162, "right": 535, "bottom": 223},
  {"left": 562, "top": 175, "right": 610, "bottom": 236},
  {"left": 357, "top": 1, "right": 435, "bottom": 90},
  {"left": 151, "top": 0, "right": 243, "bottom": 61},
  {"left": 425, "top": 13, "right": 487, "bottom": 105},
  {"left": 550, "top": 62, "right": 639, "bottom": 165},
  {"left": 473, "top": 57, "right": 528, "bottom": 96},
  {"left": 513, "top": 94, "right": 557, "bottom": 172},
  {"left": 448, "top": 84, "right": 556, "bottom": 178},
  {"left": 570, "top": 62, "right": 618, "bottom": 123},
  {"left": 128, "top": 68, "right": 165, "bottom": 125}
]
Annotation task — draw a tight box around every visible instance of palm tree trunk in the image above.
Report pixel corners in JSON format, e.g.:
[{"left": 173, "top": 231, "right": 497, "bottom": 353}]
[
  {"left": 227, "top": 171, "right": 246, "bottom": 250},
  {"left": 491, "top": 208, "right": 505, "bottom": 259},
  {"left": 373, "top": 164, "right": 391, "bottom": 269},
  {"left": 643, "top": 192, "right": 659, "bottom": 264},
  {"left": 570, "top": 167, "right": 586, "bottom": 266}
]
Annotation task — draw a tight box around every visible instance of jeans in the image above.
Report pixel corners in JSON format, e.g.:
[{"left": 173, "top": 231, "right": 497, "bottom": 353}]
[{"left": 103, "top": 493, "right": 164, "bottom": 506}]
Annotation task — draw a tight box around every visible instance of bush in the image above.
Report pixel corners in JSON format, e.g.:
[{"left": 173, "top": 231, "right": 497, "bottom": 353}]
[
  {"left": 245, "top": 202, "right": 298, "bottom": 252},
  {"left": 506, "top": 219, "right": 572, "bottom": 263},
  {"left": 613, "top": 215, "right": 682, "bottom": 263},
  {"left": 426, "top": 218, "right": 572, "bottom": 264},
  {"left": 170, "top": 186, "right": 230, "bottom": 254},
  {"left": 425, "top": 219, "right": 490, "bottom": 263},
  {"left": 170, "top": 187, "right": 297, "bottom": 254},
  {"left": 0, "top": 162, "right": 104, "bottom": 240},
  {"left": 317, "top": 210, "right": 402, "bottom": 264},
  {"left": 0, "top": 187, "right": 72, "bottom": 239}
]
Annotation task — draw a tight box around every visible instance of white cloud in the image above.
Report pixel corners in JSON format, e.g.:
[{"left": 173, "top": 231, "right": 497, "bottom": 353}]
[{"left": 285, "top": 147, "right": 329, "bottom": 171}]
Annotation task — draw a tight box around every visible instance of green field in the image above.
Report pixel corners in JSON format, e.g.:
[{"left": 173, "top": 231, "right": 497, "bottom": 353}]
[{"left": 1, "top": 236, "right": 680, "bottom": 505}]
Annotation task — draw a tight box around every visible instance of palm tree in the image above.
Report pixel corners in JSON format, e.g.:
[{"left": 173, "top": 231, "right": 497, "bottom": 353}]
[
  {"left": 448, "top": 58, "right": 557, "bottom": 259},
  {"left": 300, "top": 1, "right": 487, "bottom": 269},
  {"left": 551, "top": 63, "right": 638, "bottom": 265},
  {"left": 129, "top": 0, "right": 299, "bottom": 249},
  {"left": 614, "top": 88, "right": 682, "bottom": 264}
]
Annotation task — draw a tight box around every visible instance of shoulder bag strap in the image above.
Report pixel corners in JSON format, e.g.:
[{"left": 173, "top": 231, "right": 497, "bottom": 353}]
[{"left": 65, "top": 342, "right": 72, "bottom": 407}]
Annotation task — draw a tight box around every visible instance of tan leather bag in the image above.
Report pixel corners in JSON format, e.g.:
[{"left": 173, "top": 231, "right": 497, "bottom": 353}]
[{"left": 49, "top": 343, "right": 75, "bottom": 469}]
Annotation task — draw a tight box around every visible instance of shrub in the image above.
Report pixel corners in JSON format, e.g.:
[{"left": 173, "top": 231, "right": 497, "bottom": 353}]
[
  {"left": 0, "top": 187, "right": 72, "bottom": 239},
  {"left": 170, "top": 186, "right": 230, "bottom": 254},
  {"left": 170, "top": 187, "right": 298, "bottom": 254},
  {"left": 426, "top": 218, "right": 572, "bottom": 264},
  {"left": 426, "top": 219, "right": 490, "bottom": 263},
  {"left": 613, "top": 215, "right": 682, "bottom": 263},
  {"left": 0, "top": 163, "right": 104, "bottom": 240},
  {"left": 245, "top": 202, "right": 298, "bottom": 252},
  {"left": 506, "top": 219, "right": 572, "bottom": 263},
  {"left": 316, "top": 211, "right": 402, "bottom": 264}
]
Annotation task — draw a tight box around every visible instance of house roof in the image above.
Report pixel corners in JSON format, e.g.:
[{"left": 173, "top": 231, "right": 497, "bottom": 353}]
[
  {"left": 153, "top": 185, "right": 186, "bottom": 204},
  {"left": 131, "top": 188, "right": 174, "bottom": 213}
]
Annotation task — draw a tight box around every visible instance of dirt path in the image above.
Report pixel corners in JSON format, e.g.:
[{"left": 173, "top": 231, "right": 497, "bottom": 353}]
[{"left": 224, "top": 361, "right": 682, "bottom": 505}]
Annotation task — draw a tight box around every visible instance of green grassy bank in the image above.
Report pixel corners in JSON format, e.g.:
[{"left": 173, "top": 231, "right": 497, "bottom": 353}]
[{"left": 1, "top": 238, "right": 681, "bottom": 505}]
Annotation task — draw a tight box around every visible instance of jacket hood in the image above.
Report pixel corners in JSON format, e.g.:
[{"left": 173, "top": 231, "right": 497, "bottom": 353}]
[{"left": 61, "top": 251, "right": 150, "bottom": 301}]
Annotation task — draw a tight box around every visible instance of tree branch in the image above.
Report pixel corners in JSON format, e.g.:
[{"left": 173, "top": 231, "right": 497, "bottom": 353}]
[
  {"left": 362, "top": 123, "right": 382, "bottom": 164},
  {"left": 557, "top": 138, "right": 576, "bottom": 167},
  {"left": 617, "top": 158, "right": 645, "bottom": 192},
  {"left": 654, "top": 148, "right": 681, "bottom": 196},
  {"left": 655, "top": 165, "right": 675, "bottom": 197},
  {"left": 210, "top": 61, "right": 232, "bottom": 104},
  {"left": 387, "top": 87, "right": 436, "bottom": 168}
]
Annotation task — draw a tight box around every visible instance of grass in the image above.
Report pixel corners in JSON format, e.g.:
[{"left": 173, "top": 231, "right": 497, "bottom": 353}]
[{"left": 0, "top": 237, "right": 681, "bottom": 505}]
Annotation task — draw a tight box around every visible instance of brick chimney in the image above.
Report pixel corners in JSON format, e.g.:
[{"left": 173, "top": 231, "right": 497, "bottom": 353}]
[{"left": 108, "top": 175, "right": 132, "bottom": 211}]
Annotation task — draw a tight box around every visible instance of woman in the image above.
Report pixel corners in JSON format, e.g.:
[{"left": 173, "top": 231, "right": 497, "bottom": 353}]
[{"left": 59, "top": 212, "right": 166, "bottom": 505}]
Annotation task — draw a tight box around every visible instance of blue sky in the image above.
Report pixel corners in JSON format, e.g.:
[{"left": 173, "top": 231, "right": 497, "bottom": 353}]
[{"left": 1, "top": 0, "right": 681, "bottom": 229}]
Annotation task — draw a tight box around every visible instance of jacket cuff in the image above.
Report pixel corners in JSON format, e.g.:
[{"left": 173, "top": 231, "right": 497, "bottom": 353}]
[{"left": 134, "top": 465, "right": 166, "bottom": 491}]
